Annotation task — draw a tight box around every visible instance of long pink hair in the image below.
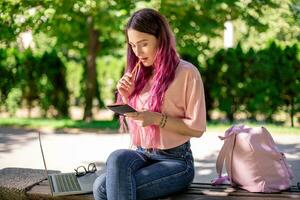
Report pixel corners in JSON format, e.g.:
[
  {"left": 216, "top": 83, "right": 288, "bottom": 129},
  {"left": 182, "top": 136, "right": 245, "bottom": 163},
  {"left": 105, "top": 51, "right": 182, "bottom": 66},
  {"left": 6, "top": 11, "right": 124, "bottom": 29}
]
[{"left": 118, "top": 8, "right": 179, "bottom": 148}]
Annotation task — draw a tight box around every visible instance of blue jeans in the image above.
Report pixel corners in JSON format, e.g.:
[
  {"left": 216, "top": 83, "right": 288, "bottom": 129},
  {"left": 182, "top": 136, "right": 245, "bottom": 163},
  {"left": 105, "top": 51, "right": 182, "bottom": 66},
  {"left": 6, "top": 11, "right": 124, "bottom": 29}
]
[{"left": 93, "top": 141, "right": 194, "bottom": 200}]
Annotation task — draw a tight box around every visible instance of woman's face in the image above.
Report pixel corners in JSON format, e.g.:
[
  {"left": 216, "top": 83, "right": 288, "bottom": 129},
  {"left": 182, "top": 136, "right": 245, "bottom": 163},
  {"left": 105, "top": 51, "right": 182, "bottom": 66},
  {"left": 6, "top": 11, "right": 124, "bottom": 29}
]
[{"left": 127, "top": 29, "right": 158, "bottom": 67}]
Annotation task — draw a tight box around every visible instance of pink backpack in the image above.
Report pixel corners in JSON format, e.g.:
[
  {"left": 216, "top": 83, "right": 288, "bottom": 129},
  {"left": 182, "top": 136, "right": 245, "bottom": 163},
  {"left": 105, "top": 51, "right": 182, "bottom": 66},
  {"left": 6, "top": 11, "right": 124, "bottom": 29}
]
[{"left": 212, "top": 124, "right": 294, "bottom": 192}]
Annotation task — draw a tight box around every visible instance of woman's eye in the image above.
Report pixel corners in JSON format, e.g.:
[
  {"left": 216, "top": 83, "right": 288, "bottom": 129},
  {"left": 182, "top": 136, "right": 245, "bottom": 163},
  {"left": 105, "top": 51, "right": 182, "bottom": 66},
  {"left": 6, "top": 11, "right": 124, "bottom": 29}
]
[{"left": 141, "top": 43, "right": 148, "bottom": 47}]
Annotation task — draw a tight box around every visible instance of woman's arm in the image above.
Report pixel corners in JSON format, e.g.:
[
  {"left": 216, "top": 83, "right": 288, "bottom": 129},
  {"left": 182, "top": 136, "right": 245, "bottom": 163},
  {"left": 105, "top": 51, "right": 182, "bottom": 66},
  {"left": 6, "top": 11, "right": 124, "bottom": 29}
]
[{"left": 125, "top": 111, "right": 204, "bottom": 138}]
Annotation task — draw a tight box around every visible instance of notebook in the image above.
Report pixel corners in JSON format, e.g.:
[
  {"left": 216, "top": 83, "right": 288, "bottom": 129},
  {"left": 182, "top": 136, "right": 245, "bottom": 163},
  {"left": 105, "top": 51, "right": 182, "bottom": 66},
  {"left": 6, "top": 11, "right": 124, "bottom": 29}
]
[{"left": 38, "top": 132, "right": 99, "bottom": 196}]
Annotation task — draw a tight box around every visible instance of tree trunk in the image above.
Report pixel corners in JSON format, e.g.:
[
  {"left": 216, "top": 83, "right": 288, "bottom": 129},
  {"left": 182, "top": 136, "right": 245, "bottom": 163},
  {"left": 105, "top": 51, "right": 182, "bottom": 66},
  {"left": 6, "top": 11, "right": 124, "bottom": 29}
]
[
  {"left": 95, "top": 77, "right": 105, "bottom": 108},
  {"left": 83, "top": 16, "right": 100, "bottom": 121},
  {"left": 290, "top": 97, "right": 294, "bottom": 127}
]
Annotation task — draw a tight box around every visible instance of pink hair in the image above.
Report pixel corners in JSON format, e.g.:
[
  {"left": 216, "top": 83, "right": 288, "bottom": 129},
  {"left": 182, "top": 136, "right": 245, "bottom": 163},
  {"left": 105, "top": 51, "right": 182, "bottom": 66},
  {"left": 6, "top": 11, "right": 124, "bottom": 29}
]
[{"left": 118, "top": 8, "right": 179, "bottom": 148}]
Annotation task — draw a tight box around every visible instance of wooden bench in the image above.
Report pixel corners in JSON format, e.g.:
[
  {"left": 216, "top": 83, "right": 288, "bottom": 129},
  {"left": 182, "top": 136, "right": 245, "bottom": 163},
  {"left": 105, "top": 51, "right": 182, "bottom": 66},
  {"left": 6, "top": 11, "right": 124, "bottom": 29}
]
[
  {"left": 1, "top": 167, "right": 300, "bottom": 200},
  {"left": 25, "top": 181, "right": 300, "bottom": 200}
]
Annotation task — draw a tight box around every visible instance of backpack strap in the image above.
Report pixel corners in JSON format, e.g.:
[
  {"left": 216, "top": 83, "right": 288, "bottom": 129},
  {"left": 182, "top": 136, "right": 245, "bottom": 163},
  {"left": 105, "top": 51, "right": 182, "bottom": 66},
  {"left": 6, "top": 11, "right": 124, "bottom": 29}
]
[{"left": 214, "top": 132, "right": 237, "bottom": 185}]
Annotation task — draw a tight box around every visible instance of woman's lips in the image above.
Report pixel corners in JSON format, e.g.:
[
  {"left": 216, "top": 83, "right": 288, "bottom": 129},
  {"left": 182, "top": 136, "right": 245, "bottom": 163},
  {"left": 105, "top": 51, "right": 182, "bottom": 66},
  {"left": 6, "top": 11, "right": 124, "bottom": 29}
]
[{"left": 140, "top": 58, "right": 148, "bottom": 62}]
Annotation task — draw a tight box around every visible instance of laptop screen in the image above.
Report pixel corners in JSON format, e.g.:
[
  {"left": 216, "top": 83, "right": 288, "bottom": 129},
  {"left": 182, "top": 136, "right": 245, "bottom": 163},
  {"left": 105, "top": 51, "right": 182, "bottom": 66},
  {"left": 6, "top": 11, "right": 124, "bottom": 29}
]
[{"left": 38, "top": 132, "right": 53, "bottom": 196}]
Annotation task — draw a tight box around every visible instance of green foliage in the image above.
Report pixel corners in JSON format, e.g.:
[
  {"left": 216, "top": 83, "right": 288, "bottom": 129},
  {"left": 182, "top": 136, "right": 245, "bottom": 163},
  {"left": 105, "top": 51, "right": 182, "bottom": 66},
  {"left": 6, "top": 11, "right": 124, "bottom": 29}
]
[
  {"left": 275, "top": 44, "right": 300, "bottom": 126},
  {"left": 5, "top": 88, "right": 22, "bottom": 115},
  {"left": 234, "top": 0, "right": 300, "bottom": 50},
  {"left": 37, "top": 0, "right": 132, "bottom": 55},
  {"left": 97, "top": 56, "right": 125, "bottom": 104},
  {"left": 204, "top": 45, "right": 246, "bottom": 121},
  {"left": 219, "top": 45, "right": 246, "bottom": 121},
  {"left": 205, "top": 42, "right": 300, "bottom": 126},
  {"left": 65, "top": 60, "right": 83, "bottom": 105},
  {"left": 160, "top": 0, "right": 281, "bottom": 61},
  {"left": 39, "top": 50, "right": 69, "bottom": 117},
  {"left": 15, "top": 49, "right": 41, "bottom": 113},
  {"left": 0, "top": 48, "right": 69, "bottom": 117},
  {"left": 1, "top": 0, "right": 299, "bottom": 125},
  {"left": 0, "top": 48, "right": 15, "bottom": 104}
]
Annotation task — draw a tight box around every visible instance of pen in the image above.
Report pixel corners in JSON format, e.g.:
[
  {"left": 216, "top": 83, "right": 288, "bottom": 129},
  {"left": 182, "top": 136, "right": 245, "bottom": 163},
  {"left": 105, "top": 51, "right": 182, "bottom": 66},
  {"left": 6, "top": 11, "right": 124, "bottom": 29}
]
[{"left": 131, "top": 60, "right": 141, "bottom": 81}]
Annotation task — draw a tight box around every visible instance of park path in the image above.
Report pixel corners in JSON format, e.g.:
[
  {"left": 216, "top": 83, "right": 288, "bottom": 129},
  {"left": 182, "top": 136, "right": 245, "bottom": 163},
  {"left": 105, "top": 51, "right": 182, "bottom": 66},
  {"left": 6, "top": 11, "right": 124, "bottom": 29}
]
[{"left": 0, "top": 127, "right": 299, "bottom": 184}]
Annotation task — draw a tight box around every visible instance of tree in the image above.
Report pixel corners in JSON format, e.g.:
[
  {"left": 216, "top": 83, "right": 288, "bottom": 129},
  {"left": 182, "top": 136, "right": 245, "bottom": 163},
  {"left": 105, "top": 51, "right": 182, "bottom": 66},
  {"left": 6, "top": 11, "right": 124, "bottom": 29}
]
[
  {"left": 32, "top": 0, "right": 134, "bottom": 120},
  {"left": 158, "top": 0, "right": 282, "bottom": 121},
  {"left": 1, "top": 0, "right": 299, "bottom": 122},
  {"left": 1, "top": 0, "right": 134, "bottom": 120},
  {"left": 159, "top": 0, "right": 280, "bottom": 60}
]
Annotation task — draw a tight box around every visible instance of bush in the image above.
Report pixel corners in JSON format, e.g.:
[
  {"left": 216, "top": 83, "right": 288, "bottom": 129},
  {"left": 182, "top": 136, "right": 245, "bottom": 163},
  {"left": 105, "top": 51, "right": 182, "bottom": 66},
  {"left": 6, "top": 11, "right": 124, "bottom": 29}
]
[
  {"left": 0, "top": 48, "right": 15, "bottom": 105},
  {"left": 39, "top": 50, "right": 69, "bottom": 117},
  {"left": 0, "top": 48, "right": 69, "bottom": 117},
  {"left": 205, "top": 42, "right": 300, "bottom": 126}
]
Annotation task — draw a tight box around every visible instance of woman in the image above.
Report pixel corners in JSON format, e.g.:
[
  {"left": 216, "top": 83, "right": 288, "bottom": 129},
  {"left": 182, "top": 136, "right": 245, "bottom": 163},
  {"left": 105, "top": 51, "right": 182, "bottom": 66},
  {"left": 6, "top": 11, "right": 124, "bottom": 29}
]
[{"left": 93, "top": 8, "right": 206, "bottom": 200}]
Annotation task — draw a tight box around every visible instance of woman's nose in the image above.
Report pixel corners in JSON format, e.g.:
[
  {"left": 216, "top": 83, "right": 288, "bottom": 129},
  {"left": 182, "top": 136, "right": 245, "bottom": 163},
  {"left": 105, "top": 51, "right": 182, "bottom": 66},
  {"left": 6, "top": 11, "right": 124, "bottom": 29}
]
[{"left": 136, "top": 46, "right": 143, "bottom": 57}]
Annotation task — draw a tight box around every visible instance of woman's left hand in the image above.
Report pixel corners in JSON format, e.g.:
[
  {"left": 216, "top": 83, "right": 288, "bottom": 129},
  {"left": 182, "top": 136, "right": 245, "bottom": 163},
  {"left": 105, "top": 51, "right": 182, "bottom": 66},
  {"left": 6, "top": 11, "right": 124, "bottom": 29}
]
[{"left": 125, "top": 111, "right": 160, "bottom": 127}]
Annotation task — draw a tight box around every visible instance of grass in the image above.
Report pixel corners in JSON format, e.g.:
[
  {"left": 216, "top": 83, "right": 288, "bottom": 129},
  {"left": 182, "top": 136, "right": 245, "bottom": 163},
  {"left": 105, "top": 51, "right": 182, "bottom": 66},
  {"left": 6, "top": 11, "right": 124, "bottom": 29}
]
[
  {"left": 0, "top": 117, "right": 299, "bottom": 135},
  {"left": 0, "top": 117, "right": 120, "bottom": 130}
]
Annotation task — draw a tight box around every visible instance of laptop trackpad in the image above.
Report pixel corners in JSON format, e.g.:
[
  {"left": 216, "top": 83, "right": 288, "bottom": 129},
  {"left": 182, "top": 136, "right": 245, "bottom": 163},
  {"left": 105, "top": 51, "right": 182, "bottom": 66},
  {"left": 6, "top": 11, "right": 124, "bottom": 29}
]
[{"left": 77, "top": 172, "right": 98, "bottom": 191}]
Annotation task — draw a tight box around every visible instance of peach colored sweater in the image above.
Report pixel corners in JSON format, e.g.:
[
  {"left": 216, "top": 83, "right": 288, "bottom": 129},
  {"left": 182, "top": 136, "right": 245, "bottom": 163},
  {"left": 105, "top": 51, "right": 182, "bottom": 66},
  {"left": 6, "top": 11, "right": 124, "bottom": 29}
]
[{"left": 134, "top": 59, "right": 206, "bottom": 149}]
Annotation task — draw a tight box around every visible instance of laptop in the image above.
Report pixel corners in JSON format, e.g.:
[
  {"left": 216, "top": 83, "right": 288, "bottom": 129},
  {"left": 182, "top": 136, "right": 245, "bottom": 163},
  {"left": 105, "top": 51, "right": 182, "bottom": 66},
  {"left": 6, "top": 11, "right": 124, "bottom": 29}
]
[{"left": 38, "top": 132, "right": 99, "bottom": 196}]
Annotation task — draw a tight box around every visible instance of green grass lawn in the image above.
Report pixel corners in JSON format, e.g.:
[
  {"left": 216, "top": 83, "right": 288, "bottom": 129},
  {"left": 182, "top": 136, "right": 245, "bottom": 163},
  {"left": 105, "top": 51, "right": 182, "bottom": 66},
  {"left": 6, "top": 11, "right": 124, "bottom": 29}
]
[
  {"left": 0, "top": 117, "right": 299, "bottom": 135},
  {"left": 0, "top": 117, "right": 120, "bottom": 130}
]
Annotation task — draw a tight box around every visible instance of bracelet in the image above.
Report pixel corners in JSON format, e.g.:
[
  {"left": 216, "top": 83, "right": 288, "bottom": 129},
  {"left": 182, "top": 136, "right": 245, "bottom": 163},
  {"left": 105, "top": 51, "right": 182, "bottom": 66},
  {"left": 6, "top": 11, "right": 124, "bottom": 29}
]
[
  {"left": 159, "top": 114, "right": 167, "bottom": 128},
  {"left": 159, "top": 114, "right": 165, "bottom": 127},
  {"left": 161, "top": 115, "right": 167, "bottom": 128}
]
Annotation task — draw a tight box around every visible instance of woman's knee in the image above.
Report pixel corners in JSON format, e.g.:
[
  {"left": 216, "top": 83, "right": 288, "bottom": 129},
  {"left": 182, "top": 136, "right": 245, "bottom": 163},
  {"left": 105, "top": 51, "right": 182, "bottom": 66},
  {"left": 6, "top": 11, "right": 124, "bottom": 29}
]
[
  {"left": 106, "top": 149, "right": 138, "bottom": 168},
  {"left": 93, "top": 174, "right": 106, "bottom": 200}
]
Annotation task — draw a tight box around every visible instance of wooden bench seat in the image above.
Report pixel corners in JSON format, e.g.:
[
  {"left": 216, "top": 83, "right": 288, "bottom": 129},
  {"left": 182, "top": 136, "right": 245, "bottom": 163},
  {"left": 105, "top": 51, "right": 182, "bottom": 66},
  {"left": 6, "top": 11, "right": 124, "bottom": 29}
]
[
  {"left": 24, "top": 181, "right": 300, "bottom": 200},
  {"left": 1, "top": 167, "right": 299, "bottom": 200}
]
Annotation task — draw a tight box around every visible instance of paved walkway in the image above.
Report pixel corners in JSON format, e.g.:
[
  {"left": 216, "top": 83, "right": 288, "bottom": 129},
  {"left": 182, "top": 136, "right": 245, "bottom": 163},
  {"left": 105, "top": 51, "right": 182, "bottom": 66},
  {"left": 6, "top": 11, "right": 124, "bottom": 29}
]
[{"left": 0, "top": 127, "right": 299, "bottom": 184}]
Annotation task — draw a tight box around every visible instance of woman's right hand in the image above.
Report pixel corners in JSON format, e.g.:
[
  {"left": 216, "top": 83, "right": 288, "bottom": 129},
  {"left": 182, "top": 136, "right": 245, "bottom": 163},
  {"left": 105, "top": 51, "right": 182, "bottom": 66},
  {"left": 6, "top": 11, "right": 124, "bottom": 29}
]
[{"left": 117, "top": 72, "right": 135, "bottom": 100}]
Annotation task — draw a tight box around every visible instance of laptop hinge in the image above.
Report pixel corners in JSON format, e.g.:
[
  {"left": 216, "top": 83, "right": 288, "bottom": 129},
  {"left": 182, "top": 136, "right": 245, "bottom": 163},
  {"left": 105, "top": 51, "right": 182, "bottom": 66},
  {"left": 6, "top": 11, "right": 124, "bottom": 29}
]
[{"left": 48, "top": 176, "right": 55, "bottom": 195}]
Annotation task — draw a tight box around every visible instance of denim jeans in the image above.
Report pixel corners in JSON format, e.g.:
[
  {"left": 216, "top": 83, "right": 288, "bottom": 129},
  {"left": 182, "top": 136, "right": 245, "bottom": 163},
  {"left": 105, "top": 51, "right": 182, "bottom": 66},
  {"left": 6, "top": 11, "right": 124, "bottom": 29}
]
[{"left": 93, "top": 141, "right": 194, "bottom": 200}]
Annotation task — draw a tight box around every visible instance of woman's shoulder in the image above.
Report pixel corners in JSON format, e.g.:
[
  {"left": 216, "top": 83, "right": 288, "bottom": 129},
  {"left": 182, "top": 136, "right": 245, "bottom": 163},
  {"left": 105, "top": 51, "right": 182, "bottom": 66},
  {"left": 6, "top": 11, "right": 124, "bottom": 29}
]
[{"left": 176, "top": 59, "right": 201, "bottom": 80}]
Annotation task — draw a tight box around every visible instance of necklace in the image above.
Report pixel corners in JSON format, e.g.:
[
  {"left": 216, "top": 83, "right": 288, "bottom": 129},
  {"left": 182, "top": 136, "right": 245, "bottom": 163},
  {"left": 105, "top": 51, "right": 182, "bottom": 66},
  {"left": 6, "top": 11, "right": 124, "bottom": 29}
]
[
  {"left": 137, "top": 74, "right": 154, "bottom": 110},
  {"left": 138, "top": 94, "right": 150, "bottom": 111}
]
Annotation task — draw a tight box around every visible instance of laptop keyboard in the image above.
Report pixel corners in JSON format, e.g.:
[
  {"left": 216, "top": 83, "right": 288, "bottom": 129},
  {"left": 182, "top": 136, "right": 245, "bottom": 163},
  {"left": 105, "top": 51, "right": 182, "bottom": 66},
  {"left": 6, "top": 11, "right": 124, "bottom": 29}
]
[{"left": 54, "top": 174, "right": 81, "bottom": 192}]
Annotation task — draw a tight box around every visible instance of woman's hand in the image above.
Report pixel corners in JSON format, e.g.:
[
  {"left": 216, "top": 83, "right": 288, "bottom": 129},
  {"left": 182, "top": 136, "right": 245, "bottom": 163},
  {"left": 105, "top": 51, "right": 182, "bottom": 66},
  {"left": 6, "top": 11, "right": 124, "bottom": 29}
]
[
  {"left": 117, "top": 72, "right": 135, "bottom": 101},
  {"left": 125, "top": 111, "right": 161, "bottom": 127}
]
